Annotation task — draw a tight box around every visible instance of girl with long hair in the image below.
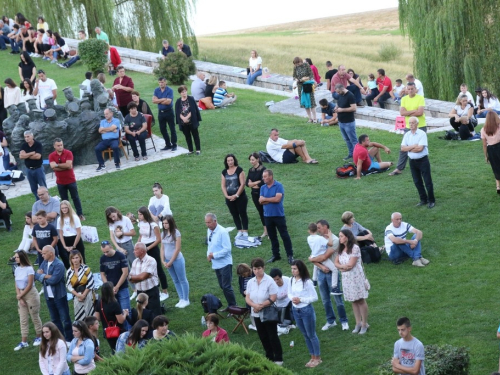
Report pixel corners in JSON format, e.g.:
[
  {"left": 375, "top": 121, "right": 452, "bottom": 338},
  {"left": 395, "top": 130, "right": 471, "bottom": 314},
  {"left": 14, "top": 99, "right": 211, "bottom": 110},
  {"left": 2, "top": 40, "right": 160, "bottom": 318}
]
[
  {"left": 137, "top": 206, "right": 169, "bottom": 301},
  {"left": 66, "top": 250, "right": 95, "bottom": 321},
  {"left": 481, "top": 111, "right": 500, "bottom": 193},
  {"left": 58, "top": 200, "right": 85, "bottom": 269},
  {"left": 3, "top": 78, "right": 21, "bottom": 108},
  {"left": 246, "top": 152, "right": 267, "bottom": 238},
  {"left": 477, "top": 89, "right": 500, "bottom": 118},
  {"left": 115, "top": 319, "right": 149, "bottom": 353},
  {"left": 148, "top": 182, "right": 172, "bottom": 223},
  {"left": 160, "top": 215, "right": 189, "bottom": 308},
  {"left": 335, "top": 229, "right": 369, "bottom": 334},
  {"left": 67, "top": 321, "right": 96, "bottom": 374},
  {"left": 18, "top": 51, "right": 36, "bottom": 84},
  {"left": 20, "top": 78, "right": 35, "bottom": 110},
  {"left": 39, "top": 322, "right": 70, "bottom": 375}
]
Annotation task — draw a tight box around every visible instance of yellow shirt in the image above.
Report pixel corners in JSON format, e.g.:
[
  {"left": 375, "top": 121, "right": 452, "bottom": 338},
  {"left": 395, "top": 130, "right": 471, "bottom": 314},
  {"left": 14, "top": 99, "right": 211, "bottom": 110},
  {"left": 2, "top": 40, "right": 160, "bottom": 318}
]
[{"left": 401, "top": 94, "right": 426, "bottom": 128}]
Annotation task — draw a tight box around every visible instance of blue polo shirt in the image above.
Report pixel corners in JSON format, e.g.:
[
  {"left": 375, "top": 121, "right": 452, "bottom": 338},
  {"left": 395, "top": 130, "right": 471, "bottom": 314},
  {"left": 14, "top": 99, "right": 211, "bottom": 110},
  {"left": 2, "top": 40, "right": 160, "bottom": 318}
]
[
  {"left": 154, "top": 86, "right": 174, "bottom": 111},
  {"left": 260, "top": 180, "right": 285, "bottom": 217},
  {"left": 100, "top": 118, "right": 120, "bottom": 140}
]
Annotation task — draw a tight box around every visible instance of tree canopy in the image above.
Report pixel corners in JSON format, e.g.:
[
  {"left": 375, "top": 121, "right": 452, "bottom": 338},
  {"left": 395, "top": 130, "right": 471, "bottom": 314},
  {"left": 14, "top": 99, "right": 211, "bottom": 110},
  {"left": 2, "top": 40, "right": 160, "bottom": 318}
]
[
  {"left": 3, "top": 0, "right": 198, "bottom": 56},
  {"left": 399, "top": 0, "right": 500, "bottom": 101}
]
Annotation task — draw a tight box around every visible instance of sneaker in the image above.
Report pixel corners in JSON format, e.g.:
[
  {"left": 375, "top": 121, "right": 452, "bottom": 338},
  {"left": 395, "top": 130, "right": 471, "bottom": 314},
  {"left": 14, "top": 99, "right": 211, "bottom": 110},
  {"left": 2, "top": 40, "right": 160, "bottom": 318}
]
[
  {"left": 412, "top": 259, "right": 425, "bottom": 267},
  {"left": 95, "top": 165, "right": 106, "bottom": 172},
  {"left": 29, "top": 53, "right": 34, "bottom": 57},
  {"left": 420, "top": 257, "right": 430, "bottom": 265},
  {"left": 57, "top": 63, "right": 66, "bottom": 68},
  {"left": 115, "top": 164, "right": 121, "bottom": 170},
  {"left": 342, "top": 322, "right": 349, "bottom": 331},
  {"left": 274, "top": 361, "right": 283, "bottom": 366},
  {"left": 235, "top": 232, "right": 243, "bottom": 239},
  {"left": 321, "top": 321, "right": 337, "bottom": 331},
  {"left": 38, "top": 289, "right": 44, "bottom": 295},
  {"left": 160, "top": 146, "right": 172, "bottom": 151},
  {"left": 352, "top": 324, "right": 362, "bottom": 334},
  {"left": 130, "top": 291, "right": 137, "bottom": 300},
  {"left": 288, "top": 324, "right": 296, "bottom": 329},
  {"left": 179, "top": 300, "right": 190, "bottom": 308},
  {"left": 175, "top": 300, "right": 182, "bottom": 308},
  {"left": 33, "top": 53, "right": 40, "bottom": 57},
  {"left": 33, "top": 337, "right": 42, "bottom": 346},
  {"left": 14, "top": 342, "right": 29, "bottom": 351},
  {"left": 331, "top": 287, "right": 343, "bottom": 296},
  {"left": 171, "top": 146, "right": 177, "bottom": 152},
  {"left": 196, "top": 151, "right": 201, "bottom": 155},
  {"left": 159, "top": 292, "right": 169, "bottom": 301},
  {"left": 50, "top": 59, "right": 57, "bottom": 64},
  {"left": 343, "top": 155, "right": 353, "bottom": 161},
  {"left": 248, "top": 324, "right": 257, "bottom": 331}
]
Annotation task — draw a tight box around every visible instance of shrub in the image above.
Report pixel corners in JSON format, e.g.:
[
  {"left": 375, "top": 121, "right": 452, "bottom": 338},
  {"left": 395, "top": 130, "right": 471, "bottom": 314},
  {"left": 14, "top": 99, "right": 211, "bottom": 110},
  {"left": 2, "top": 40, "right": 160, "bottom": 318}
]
[
  {"left": 378, "top": 42, "right": 402, "bottom": 62},
  {"left": 93, "top": 334, "right": 294, "bottom": 375},
  {"left": 79, "top": 39, "right": 109, "bottom": 76},
  {"left": 153, "top": 52, "right": 196, "bottom": 85},
  {"left": 377, "top": 344, "right": 470, "bottom": 375}
]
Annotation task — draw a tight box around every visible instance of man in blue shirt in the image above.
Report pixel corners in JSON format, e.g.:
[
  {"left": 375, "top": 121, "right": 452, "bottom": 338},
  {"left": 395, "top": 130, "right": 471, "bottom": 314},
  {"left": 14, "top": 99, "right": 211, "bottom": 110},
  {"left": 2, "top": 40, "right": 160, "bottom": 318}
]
[
  {"left": 161, "top": 40, "right": 175, "bottom": 58},
  {"left": 0, "top": 20, "right": 11, "bottom": 50},
  {"left": 259, "top": 169, "right": 294, "bottom": 264},
  {"left": 94, "top": 108, "right": 121, "bottom": 172},
  {"left": 152, "top": 77, "right": 177, "bottom": 152},
  {"left": 205, "top": 212, "right": 236, "bottom": 310}
]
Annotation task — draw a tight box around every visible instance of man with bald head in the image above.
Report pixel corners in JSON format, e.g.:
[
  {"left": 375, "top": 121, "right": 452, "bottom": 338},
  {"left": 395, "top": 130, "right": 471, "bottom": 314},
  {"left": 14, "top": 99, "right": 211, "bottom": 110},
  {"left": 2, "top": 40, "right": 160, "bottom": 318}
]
[
  {"left": 94, "top": 108, "right": 121, "bottom": 172},
  {"left": 191, "top": 71, "right": 206, "bottom": 101},
  {"left": 35, "top": 245, "right": 73, "bottom": 342},
  {"left": 128, "top": 242, "right": 161, "bottom": 316},
  {"left": 331, "top": 65, "right": 366, "bottom": 106},
  {"left": 32, "top": 187, "right": 60, "bottom": 224},
  {"left": 384, "top": 212, "right": 429, "bottom": 267}
]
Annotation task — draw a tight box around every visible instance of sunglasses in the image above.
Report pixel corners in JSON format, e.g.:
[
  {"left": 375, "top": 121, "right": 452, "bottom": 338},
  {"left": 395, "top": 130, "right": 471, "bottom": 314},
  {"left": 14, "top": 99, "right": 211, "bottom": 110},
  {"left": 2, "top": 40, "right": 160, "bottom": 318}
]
[{"left": 101, "top": 240, "right": 110, "bottom": 246}]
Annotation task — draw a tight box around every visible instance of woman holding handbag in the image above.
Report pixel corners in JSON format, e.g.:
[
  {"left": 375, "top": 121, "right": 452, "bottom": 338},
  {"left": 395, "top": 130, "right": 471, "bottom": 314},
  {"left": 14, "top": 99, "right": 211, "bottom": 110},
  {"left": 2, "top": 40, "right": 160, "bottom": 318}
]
[
  {"left": 288, "top": 259, "right": 321, "bottom": 368},
  {"left": 335, "top": 229, "right": 369, "bottom": 335},
  {"left": 245, "top": 257, "right": 283, "bottom": 365}
]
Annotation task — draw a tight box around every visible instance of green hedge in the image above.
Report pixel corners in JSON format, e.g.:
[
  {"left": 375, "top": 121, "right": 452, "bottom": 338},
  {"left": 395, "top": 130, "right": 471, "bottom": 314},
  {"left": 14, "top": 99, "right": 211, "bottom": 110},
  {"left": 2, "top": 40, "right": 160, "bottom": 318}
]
[
  {"left": 79, "top": 39, "right": 109, "bottom": 76},
  {"left": 153, "top": 52, "right": 196, "bottom": 85},
  {"left": 378, "top": 345, "right": 469, "bottom": 375},
  {"left": 93, "top": 334, "right": 295, "bottom": 375}
]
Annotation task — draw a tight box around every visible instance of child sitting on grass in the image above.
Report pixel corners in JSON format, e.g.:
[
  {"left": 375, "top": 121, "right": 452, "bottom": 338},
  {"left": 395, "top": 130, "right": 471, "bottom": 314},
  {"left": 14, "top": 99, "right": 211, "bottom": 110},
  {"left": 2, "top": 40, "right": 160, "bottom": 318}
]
[
  {"left": 213, "top": 81, "right": 237, "bottom": 108},
  {"left": 307, "top": 223, "right": 337, "bottom": 289}
]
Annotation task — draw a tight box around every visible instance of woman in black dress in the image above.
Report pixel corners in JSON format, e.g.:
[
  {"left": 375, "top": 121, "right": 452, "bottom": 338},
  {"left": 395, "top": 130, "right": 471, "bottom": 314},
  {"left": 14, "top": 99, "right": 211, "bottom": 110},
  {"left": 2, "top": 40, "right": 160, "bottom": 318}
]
[
  {"left": 221, "top": 154, "right": 248, "bottom": 239},
  {"left": 18, "top": 52, "right": 36, "bottom": 85},
  {"left": 246, "top": 152, "right": 267, "bottom": 239},
  {"left": 175, "top": 85, "right": 202, "bottom": 155}
]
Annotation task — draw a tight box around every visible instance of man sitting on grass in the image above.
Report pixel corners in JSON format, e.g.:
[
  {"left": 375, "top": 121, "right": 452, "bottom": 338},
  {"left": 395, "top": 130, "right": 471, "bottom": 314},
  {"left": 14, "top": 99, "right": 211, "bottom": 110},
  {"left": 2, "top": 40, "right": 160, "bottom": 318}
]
[
  {"left": 213, "top": 81, "right": 236, "bottom": 108},
  {"left": 353, "top": 134, "right": 393, "bottom": 179},
  {"left": 319, "top": 99, "right": 338, "bottom": 126},
  {"left": 266, "top": 128, "right": 318, "bottom": 164}
]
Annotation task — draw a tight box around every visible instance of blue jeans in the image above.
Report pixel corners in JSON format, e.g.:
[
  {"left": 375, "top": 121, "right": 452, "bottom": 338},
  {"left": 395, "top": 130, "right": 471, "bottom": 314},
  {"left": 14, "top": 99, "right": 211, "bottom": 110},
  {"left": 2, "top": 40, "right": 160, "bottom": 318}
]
[
  {"left": 293, "top": 304, "right": 320, "bottom": 356},
  {"left": 51, "top": 45, "right": 60, "bottom": 60},
  {"left": 339, "top": 121, "right": 358, "bottom": 158},
  {"left": 389, "top": 234, "right": 422, "bottom": 263},
  {"left": 3, "top": 148, "right": 10, "bottom": 170},
  {"left": 477, "top": 109, "right": 500, "bottom": 118},
  {"left": 165, "top": 255, "right": 189, "bottom": 301},
  {"left": 9, "top": 38, "right": 21, "bottom": 52},
  {"left": 25, "top": 166, "right": 47, "bottom": 200},
  {"left": 115, "top": 288, "right": 131, "bottom": 330},
  {"left": 46, "top": 297, "right": 73, "bottom": 341},
  {"left": 0, "top": 35, "right": 10, "bottom": 49},
  {"left": 215, "top": 264, "right": 236, "bottom": 307},
  {"left": 317, "top": 269, "right": 348, "bottom": 324},
  {"left": 64, "top": 55, "right": 80, "bottom": 67},
  {"left": 95, "top": 138, "right": 120, "bottom": 166},
  {"left": 332, "top": 84, "right": 361, "bottom": 103},
  {"left": 57, "top": 182, "right": 83, "bottom": 216},
  {"left": 246, "top": 69, "right": 262, "bottom": 85}
]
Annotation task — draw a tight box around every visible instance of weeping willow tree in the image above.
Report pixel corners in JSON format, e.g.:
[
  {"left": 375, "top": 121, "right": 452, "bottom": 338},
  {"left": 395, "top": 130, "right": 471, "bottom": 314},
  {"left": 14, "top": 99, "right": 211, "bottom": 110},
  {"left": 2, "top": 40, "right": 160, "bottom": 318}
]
[
  {"left": 3, "top": 0, "right": 198, "bottom": 56},
  {"left": 399, "top": 0, "right": 500, "bottom": 101}
]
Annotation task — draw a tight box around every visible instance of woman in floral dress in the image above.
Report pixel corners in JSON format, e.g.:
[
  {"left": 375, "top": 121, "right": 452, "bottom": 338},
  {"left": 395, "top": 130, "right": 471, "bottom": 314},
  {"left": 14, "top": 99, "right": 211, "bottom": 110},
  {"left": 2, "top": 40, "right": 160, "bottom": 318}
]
[
  {"left": 335, "top": 229, "right": 369, "bottom": 335},
  {"left": 292, "top": 56, "right": 317, "bottom": 123}
]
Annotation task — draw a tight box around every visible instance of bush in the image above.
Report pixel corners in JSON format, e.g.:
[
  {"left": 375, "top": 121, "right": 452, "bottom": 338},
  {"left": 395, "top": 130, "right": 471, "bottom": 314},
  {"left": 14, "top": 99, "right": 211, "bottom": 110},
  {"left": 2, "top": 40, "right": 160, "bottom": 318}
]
[
  {"left": 78, "top": 39, "right": 109, "bottom": 76},
  {"left": 153, "top": 52, "right": 196, "bottom": 85},
  {"left": 378, "top": 42, "right": 402, "bottom": 62},
  {"left": 93, "top": 334, "right": 294, "bottom": 375},
  {"left": 377, "top": 344, "right": 470, "bottom": 375}
]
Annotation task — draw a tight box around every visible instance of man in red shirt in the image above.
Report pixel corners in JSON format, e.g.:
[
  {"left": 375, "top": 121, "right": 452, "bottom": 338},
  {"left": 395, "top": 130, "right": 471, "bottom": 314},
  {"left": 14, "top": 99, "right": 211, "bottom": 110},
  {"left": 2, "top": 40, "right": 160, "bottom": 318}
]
[
  {"left": 353, "top": 134, "right": 393, "bottom": 179},
  {"left": 112, "top": 65, "right": 134, "bottom": 118},
  {"left": 48, "top": 138, "right": 85, "bottom": 220},
  {"left": 365, "top": 68, "right": 393, "bottom": 109}
]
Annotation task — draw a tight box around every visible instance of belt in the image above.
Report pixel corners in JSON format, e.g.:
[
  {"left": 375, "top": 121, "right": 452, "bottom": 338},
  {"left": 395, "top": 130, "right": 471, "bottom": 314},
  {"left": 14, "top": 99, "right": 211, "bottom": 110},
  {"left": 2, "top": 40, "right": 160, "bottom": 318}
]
[
  {"left": 137, "top": 286, "right": 157, "bottom": 294},
  {"left": 28, "top": 165, "right": 41, "bottom": 170},
  {"left": 159, "top": 109, "right": 172, "bottom": 113}
]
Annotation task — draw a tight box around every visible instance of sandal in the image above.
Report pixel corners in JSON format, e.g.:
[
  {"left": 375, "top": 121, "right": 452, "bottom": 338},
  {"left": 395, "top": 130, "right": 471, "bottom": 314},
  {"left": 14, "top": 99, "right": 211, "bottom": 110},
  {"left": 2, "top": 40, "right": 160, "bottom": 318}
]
[
  {"left": 307, "top": 159, "right": 318, "bottom": 164},
  {"left": 143, "top": 156, "right": 148, "bottom": 160},
  {"left": 307, "top": 119, "right": 314, "bottom": 123},
  {"left": 134, "top": 157, "right": 140, "bottom": 161},
  {"left": 388, "top": 170, "right": 401, "bottom": 176}
]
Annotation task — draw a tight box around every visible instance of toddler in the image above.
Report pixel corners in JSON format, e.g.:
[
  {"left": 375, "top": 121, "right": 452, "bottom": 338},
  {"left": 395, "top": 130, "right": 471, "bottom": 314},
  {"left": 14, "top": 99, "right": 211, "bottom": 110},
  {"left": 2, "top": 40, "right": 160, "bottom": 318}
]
[{"left": 307, "top": 223, "right": 338, "bottom": 288}]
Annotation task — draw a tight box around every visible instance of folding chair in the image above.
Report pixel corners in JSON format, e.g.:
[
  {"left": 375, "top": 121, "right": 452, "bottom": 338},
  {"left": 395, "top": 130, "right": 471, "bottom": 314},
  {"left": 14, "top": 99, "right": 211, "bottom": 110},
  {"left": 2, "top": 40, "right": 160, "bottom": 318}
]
[
  {"left": 226, "top": 306, "right": 250, "bottom": 334},
  {"left": 102, "top": 130, "right": 129, "bottom": 161},
  {"left": 125, "top": 114, "right": 156, "bottom": 155}
]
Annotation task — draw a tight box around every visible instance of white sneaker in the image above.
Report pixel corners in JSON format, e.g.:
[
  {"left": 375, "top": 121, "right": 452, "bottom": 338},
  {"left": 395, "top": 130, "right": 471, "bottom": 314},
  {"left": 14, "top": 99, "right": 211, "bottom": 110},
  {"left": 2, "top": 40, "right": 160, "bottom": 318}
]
[
  {"left": 235, "top": 232, "right": 243, "bottom": 239},
  {"left": 287, "top": 324, "right": 296, "bottom": 329},
  {"left": 14, "top": 342, "right": 29, "bottom": 351},
  {"left": 33, "top": 337, "right": 42, "bottom": 346},
  {"left": 178, "top": 300, "right": 190, "bottom": 308},
  {"left": 39, "top": 289, "right": 44, "bottom": 295},
  {"left": 248, "top": 324, "right": 257, "bottom": 331},
  {"left": 341, "top": 322, "right": 349, "bottom": 331},
  {"left": 321, "top": 321, "right": 337, "bottom": 331},
  {"left": 130, "top": 291, "right": 137, "bottom": 300},
  {"left": 175, "top": 300, "right": 182, "bottom": 307},
  {"left": 160, "top": 292, "right": 169, "bottom": 301}
]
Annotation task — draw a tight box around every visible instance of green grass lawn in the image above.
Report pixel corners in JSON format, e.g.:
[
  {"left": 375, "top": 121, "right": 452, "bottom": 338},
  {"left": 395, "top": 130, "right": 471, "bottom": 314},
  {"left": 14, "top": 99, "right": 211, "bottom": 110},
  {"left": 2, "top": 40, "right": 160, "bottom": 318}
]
[{"left": 0, "top": 53, "right": 498, "bottom": 375}]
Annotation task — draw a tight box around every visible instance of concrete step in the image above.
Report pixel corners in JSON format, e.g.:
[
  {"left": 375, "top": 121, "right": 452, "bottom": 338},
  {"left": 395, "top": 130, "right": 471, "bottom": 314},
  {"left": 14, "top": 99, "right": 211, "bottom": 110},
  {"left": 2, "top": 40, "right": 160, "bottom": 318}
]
[
  {"left": 120, "top": 62, "right": 154, "bottom": 74},
  {"left": 354, "top": 107, "right": 450, "bottom": 128}
]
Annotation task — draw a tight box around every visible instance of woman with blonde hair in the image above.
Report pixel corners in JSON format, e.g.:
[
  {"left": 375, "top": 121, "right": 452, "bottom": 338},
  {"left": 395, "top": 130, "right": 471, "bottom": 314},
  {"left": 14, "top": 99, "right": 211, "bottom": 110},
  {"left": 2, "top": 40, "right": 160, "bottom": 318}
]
[
  {"left": 57, "top": 200, "right": 85, "bottom": 269},
  {"left": 481, "top": 111, "right": 500, "bottom": 193},
  {"left": 66, "top": 250, "right": 95, "bottom": 321},
  {"left": 39, "top": 322, "right": 70, "bottom": 375},
  {"left": 204, "top": 75, "right": 218, "bottom": 101},
  {"left": 247, "top": 50, "right": 262, "bottom": 85},
  {"left": 126, "top": 293, "right": 154, "bottom": 333},
  {"left": 449, "top": 94, "right": 476, "bottom": 140}
]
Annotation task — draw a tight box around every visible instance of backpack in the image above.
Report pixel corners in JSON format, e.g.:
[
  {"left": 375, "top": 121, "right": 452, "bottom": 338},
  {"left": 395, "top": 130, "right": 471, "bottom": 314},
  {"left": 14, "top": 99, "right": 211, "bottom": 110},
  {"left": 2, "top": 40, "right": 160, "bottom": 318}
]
[
  {"left": 201, "top": 293, "right": 222, "bottom": 314},
  {"left": 441, "top": 130, "right": 460, "bottom": 140},
  {"left": 259, "top": 151, "right": 277, "bottom": 164},
  {"left": 336, "top": 164, "right": 357, "bottom": 178},
  {"left": 360, "top": 246, "right": 382, "bottom": 264}
]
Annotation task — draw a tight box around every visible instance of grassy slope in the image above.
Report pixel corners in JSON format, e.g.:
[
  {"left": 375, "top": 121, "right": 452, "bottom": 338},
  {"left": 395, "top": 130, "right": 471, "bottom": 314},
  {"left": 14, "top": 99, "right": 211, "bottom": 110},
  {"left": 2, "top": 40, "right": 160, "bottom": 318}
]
[
  {"left": 197, "top": 8, "right": 413, "bottom": 86},
  {"left": 0, "top": 50, "right": 498, "bottom": 374}
]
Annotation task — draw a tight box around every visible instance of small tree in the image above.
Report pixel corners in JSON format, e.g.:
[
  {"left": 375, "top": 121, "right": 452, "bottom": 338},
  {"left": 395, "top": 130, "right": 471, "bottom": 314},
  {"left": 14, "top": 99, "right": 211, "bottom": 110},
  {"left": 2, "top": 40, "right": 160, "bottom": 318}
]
[
  {"left": 79, "top": 39, "right": 109, "bottom": 76},
  {"left": 153, "top": 52, "right": 196, "bottom": 85}
]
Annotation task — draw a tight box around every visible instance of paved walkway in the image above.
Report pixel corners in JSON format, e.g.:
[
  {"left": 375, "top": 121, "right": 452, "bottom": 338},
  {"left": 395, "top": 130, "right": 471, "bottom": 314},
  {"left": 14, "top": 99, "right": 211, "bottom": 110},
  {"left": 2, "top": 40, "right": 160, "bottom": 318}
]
[{"left": 2, "top": 135, "right": 189, "bottom": 200}]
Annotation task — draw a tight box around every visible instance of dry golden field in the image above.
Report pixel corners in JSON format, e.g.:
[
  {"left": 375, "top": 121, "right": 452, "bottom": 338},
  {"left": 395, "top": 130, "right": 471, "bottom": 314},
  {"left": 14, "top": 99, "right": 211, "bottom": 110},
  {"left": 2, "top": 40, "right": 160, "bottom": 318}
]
[{"left": 197, "top": 8, "right": 414, "bottom": 83}]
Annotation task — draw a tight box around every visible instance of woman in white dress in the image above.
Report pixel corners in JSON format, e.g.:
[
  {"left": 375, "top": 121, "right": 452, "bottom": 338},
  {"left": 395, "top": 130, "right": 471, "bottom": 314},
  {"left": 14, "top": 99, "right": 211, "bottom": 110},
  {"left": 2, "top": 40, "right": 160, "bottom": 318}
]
[{"left": 335, "top": 229, "right": 369, "bottom": 335}]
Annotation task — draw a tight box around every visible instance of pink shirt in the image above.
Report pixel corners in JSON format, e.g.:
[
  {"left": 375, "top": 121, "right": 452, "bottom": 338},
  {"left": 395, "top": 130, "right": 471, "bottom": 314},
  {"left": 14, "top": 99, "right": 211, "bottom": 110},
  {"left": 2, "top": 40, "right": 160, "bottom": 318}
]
[{"left": 481, "top": 126, "right": 500, "bottom": 146}]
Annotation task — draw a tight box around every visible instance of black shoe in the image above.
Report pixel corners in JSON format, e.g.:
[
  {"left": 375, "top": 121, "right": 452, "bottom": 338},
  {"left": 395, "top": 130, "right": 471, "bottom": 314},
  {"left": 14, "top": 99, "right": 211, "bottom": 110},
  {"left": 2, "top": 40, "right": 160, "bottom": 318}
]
[
  {"left": 356, "top": 102, "right": 365, "bottom": 107},
  {"left": 288, "top": 256, "right": 295, "bottom": 265},
  {"left": 428, "top": 202, "right": 435, "bottom": 209},
  {"left": 7, "top": 227, "right": 12, "bottom": 232},
  {"left": 266, "top": 256, "right": 282, "bottom": 263},
  {"left": 171, "top": 146, "right": 177, "bottom": 152},
  {"left": 416, "top": 201, "right": 428, "bottom": 207},
  {"left": 161, "top": 146, "right": 172, "bottom": 151}
]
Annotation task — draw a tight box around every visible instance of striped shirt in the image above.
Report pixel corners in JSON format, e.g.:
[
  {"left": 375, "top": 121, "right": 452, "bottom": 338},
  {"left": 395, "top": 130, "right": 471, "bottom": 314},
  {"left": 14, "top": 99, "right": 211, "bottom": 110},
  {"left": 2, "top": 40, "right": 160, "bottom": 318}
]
[
  {"left": 384, "top": 221, "right": 414, "bottom": 253},
  {"left": 130, "top": 254, "right": 158, "bottom": 291},
  {"left": 213, "top": 88, "right": 227, "bottom": 106}
]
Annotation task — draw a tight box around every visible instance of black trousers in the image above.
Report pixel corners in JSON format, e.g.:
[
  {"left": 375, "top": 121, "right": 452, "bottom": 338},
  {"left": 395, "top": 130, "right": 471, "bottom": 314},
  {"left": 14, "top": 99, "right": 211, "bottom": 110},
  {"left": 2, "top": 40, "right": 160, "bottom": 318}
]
[
  {"left": 264, "top": 216, "right": 293, "bottom": 258},
  {"left": 59, "top": 235, "right": 86, "bottom": 269},
  {"left": 409, "top": 155, "right": 435, "bottom": 203},
  {"left": 137, "top": 285, "right": 161, "bottom": 317},
  {"left": 365, "top": 91, "right": 391, "bottom": 108},
  {"left": 254, "top": 317, "right": 283, "bottom": 361},
  {"left": 158, "top": 110, "right": 177, "bottom": 147},
  {"left": 0, "top": 208, "right": 12, "bottom": 229},
  {"left": 450, "top": 118, "right": 475, "bottom": 139},
  {"left": 145, "top": 242, "right": 168, "bottom": 290},
  {"left": 182, "top": 125, "right": 200, "bottom": 152},
  {"left": 225, "top": 193, "right": 248, "bottom": 230},
  {"left": 251, "top": 192, "right": 265, "bottom": 226}
]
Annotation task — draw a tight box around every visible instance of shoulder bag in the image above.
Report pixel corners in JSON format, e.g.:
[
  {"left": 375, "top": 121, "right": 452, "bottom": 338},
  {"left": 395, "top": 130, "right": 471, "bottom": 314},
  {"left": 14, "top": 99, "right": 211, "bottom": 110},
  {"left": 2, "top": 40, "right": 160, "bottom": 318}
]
[{"left": 259, "top": 298, "right": 280, "bottom": 323}]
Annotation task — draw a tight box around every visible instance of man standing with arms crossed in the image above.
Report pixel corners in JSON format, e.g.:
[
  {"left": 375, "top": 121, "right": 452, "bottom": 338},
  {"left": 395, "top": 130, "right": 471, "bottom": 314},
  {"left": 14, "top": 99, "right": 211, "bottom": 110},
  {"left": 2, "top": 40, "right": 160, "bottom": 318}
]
[
  {"left": 152, "top": 77, "right": 177, "bottom": 152},
  {"left": 392, "top": 317, "right": 426, "bottom": 375}
]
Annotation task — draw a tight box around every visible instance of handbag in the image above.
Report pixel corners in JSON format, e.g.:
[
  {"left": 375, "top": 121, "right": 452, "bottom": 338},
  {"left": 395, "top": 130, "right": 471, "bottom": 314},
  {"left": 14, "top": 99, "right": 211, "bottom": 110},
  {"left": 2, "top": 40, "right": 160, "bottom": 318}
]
[
  {"left": 259, "top": 299, "right": 280, "bottom": 323},
  {"left": 100, "top": 301, "right": 120, "bottom": 339},
  {"left": 81, "top": 226, "right": 99, "bottom": 243}
]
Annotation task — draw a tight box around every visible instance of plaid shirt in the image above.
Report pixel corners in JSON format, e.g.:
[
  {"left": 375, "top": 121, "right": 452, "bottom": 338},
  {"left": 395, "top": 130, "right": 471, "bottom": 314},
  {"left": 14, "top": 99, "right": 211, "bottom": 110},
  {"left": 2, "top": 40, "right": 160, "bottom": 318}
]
[{"left": 130, "top": 254, "right": 158, "bottom": 291}]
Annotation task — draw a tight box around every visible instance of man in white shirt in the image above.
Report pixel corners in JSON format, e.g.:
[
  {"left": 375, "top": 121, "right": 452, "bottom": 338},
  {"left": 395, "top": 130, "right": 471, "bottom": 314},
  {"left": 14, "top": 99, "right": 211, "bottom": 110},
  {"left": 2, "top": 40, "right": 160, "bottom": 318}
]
[
  {"left": 402, "top": 73, "right": 424, "bottom": 97},
  {"left": 33, "top": 69, "right": 57, "bottom": 109},
  {"left": 190, "top": 71, "right": 206, "bottom": 101},
  {"left": 80, "top": 72, "right": 92, "bottom": 99},
  {"left": 266, "top": 128, "right": 317, "bottom": 164}
]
